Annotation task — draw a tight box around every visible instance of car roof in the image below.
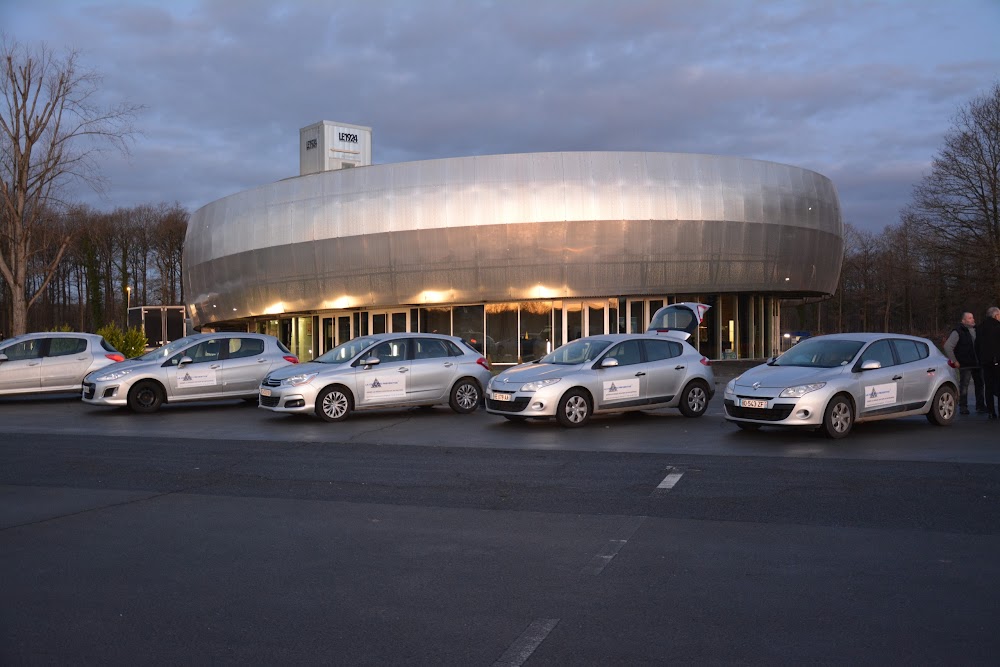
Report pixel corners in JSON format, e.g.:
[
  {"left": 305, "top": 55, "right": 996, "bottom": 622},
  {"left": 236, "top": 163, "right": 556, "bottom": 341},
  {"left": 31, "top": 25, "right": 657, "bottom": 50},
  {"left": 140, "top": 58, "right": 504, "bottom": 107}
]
[
  {"left": 795, "top": 332, "right": 934, "bottom": 344},
  {"left": 5, "top": 331, "right": 102, "bottom": 340}
]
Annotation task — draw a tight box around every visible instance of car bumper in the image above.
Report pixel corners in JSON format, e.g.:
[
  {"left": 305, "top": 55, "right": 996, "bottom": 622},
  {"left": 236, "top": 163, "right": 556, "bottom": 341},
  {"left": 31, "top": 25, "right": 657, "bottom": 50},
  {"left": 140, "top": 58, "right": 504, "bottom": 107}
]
[
  {"left": 723, "top": 390, "right": 829, "bottom": 427},
  {"left": 485, "top": 387, "right": 561, "bottom": 417},
  {"left": 257, "top": 385, "right": 316, "bottom": 414},
  {"left": 81, "top": 381, "right": 128, "bottom": 407}
]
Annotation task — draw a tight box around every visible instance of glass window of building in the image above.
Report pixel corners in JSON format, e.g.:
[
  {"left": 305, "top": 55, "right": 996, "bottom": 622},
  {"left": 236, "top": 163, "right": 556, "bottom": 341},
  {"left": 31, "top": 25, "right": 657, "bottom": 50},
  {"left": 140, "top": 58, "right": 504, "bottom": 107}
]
[
  {"left": 520, "top": 301, "right": 552, "bottom": 362},
  {"left": 487, "top": 302, "right": 519, "bottom": 364},
  {"left": 453, "top": 305, "right": 485, "bottom": 354}
]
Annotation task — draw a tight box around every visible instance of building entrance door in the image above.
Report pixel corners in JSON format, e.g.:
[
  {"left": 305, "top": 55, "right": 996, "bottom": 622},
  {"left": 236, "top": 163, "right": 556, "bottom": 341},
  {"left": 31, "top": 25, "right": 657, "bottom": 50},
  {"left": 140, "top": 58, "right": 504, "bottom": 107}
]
[
  {"left": 370, "top": 310, "right": 410, "bottom": 334},
  {"left": 321, "top": 314, "right": 354, "bottom": 353}
]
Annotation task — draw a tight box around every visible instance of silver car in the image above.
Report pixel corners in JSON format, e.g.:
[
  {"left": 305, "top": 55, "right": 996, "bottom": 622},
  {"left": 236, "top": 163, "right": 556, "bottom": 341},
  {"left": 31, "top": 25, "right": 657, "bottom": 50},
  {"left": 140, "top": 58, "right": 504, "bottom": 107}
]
[
  {"left": 724, "top": 333, "right": 959, "bottom": 438},
  {"left": 82, "top": 333, "right": 298, "bottom": 413},
  {"left": 0, "top": 332, "right": 124, "bottom": 396},
  {"left": 485, "top": 332, "right": 715, "bottom": 427},
  {"left": 259, "top": 333, "right": 492, "bottom": 421}
]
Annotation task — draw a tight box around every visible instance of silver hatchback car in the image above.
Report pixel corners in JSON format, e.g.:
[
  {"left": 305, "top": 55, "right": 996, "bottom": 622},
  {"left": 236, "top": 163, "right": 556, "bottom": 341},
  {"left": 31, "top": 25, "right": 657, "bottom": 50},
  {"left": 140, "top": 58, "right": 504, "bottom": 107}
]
[
  {"left": 82, "top": 332, "right": 298, "bottom": 413},
  {"left": 259, "top": 333, "right": 492, "bottom": 421},
  {"left": 486, "top": 332, "right": 715, "bottom": 427},
  {"left": 724, "top": 333, "right": 959, "bottom": 438},
  {"left": 0, "top": 332, "right": 124, "bottom": 396}
]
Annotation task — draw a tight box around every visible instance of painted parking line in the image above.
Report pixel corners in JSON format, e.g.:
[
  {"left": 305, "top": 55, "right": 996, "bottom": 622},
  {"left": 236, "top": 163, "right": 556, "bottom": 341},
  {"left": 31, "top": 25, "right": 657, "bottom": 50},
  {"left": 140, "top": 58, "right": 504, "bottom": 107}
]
[
  {"left": 492, "top": 618, "right": 560, "bottom": 667},
  {"left": 655, "top": 467, "right": 685, "bottom": 491},
  {"left": 581, "top": 515, "right": 646, "bottom": 575}
]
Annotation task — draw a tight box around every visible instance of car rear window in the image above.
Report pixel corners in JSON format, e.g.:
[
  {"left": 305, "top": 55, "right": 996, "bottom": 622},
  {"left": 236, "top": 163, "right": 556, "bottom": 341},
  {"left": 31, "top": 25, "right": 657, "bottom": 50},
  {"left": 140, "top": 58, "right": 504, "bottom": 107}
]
[
  {"left": 228, "top": 338, "right": 265, "bottom": 359},
  {"left": 892, "top": 339, "right": 928, "bottom": 364},
  {"left": 643, "top": 339, "right": 682, "bottom": 361},
  {"left": 47, "top": 337, "right": 88, "bottom": 357}
]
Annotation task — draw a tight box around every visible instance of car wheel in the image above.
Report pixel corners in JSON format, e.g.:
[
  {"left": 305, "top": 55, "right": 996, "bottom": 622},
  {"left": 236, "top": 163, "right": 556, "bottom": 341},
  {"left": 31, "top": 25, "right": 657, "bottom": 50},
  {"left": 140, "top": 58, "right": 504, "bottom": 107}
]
[
  {"left": 128, "top": 381, "right": 164, "bottom": 414},
  {"left": 316, "top": 385, "right": 352, "bottom": 422},
  {"left": 449, "top": 378, "right": 481, "bottom": 414},
  {"left": 822, "top": 394, "right": 854, "bottom": 439},
  {"left": 926, "top": 385, "right": 957, "bottom": 425},
  {"left": 557, "top": 388, "right": 591, "bottom": 428},
  {"left": 678, "top": 380, "right": 710, "bottom": 417},
  {"left": 735, "top": 421, "right": 761, "bottom": 431}
]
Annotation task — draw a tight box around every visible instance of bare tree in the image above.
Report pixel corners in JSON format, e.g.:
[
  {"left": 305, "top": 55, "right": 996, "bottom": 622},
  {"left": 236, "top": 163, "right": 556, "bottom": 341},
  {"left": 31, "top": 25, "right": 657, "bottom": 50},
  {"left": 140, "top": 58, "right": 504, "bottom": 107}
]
[
  {"left": 0, "top": 37, "right": 141, "bottom": 335},
  {"left": 910, "top": 82, "right": 1000, "bottom": 308}
]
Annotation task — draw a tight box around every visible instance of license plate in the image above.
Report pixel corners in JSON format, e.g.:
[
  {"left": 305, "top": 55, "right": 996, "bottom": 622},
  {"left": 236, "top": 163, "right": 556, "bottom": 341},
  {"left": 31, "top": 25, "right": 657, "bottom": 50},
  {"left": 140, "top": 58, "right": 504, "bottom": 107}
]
[
  {"left": 739, "top": 398, "right": 768, "bottom": 409},
  {"left": 493, "top": 392, "right": 512, "bottom": 402},
  {"left": 260, "top": 387, "right": 272, "bottom": 397}
]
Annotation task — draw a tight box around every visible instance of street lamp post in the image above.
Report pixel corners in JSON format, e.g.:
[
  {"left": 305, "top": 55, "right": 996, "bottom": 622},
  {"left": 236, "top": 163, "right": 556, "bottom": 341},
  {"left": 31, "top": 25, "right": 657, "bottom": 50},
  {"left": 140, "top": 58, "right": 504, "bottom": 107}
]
[{"left": 126, "top": 286, "right": 132, "bottom": 327}]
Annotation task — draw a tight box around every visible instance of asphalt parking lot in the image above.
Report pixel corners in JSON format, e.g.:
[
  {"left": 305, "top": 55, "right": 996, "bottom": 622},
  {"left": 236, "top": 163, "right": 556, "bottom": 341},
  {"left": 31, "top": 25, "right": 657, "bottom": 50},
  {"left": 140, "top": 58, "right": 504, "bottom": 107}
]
[{"left": 2, "top": 390, "right": 999, "bottom": 665}]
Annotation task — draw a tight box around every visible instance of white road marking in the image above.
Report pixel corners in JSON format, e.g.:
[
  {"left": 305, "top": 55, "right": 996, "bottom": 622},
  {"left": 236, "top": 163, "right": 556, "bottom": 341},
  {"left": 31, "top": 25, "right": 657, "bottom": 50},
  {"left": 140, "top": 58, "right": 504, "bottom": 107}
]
[
  {"left": 492, "top": 618, "right": 560, "bottom": 667},
  {"left": 656, "top": 467, "right": 685, "bottom": 490},
  {"left": 581, "top": 515, "right": 646, "bottom": 575}
]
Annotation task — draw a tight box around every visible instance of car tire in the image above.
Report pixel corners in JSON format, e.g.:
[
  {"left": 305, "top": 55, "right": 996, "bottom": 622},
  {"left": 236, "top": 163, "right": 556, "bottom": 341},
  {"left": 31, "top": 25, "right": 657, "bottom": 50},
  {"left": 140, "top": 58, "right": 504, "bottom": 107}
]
[
  {"left": 821, "top": 394, "right": 854, "bottom": 439},
  {"left": 735, "top": 421, "right": 761, "bottom": 431},
  {"left": 128, "top": 381, "right": 164, "bottom": 414},
  {"left": 678, "top": 380, "right": 710, "bottom": 418},
  {"left": 926, "top": 385, "right": 957, "bottom": 425},
  {"left": 449, "top": 378, "right": 481, "bottom": 414},
  {"left": 556, "top": 388, "right": 592, "bottom": 428},
  {"left": 316, "top": 385, "right": 352, "bottom": 422}
]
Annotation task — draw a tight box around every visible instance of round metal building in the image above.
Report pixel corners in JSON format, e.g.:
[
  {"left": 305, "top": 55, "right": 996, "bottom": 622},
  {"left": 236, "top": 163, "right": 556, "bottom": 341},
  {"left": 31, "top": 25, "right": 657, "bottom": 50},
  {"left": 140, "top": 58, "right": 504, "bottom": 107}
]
[{"left": 184, "top": 150, "right": 843, "bottom": 364}]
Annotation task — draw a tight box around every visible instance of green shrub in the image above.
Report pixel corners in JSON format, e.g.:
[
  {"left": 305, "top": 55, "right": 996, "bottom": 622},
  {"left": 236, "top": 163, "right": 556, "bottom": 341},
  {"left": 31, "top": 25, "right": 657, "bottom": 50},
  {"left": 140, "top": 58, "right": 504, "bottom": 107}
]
[
  {"left": 97, "top": 323, "right": 148, "bottom": 359},
  {"left": 48, "top": 324, "right": 74, "bottom": 332}
]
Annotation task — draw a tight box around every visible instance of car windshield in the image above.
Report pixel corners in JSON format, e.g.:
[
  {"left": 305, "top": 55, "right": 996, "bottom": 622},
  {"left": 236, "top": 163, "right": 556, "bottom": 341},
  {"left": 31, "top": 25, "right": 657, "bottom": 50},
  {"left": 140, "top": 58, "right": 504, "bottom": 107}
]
[
  {"left": 314, "top": 337, "right": 379, "bottom": 364},
  {"left": 539, "top": 338, "right": 612, "bottom": 365},
  {"left": 136, "top": 335, "right": 200, "bottom": 361},
  {"left": 774, "top": 339, "right": 865, "bottom": 368}
]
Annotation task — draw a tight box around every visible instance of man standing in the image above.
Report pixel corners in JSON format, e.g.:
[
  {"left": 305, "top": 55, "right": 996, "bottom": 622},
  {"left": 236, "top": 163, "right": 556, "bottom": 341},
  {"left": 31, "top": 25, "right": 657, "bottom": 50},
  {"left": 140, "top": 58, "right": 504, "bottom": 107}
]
[
  {"left": 944, "top": 312, "right": 985, "bottom": 415},
  {"left": 975, "top": 306, "right": 1000, "bottom": 420}
]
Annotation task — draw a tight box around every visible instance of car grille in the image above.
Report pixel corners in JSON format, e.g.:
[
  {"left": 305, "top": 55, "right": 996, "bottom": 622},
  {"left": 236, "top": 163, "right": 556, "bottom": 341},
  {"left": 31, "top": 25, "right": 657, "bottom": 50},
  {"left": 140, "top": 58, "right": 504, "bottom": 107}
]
[
  {"left": 83, "top": 383, "right": 96, "bottom": 400},
  {"left": 260, "top": 395, "right": 280, "bottom": 408},
  {"left": 262, "top": 378, "right": 282, "bottom": 388},
  {"left": 487, "top": 397, "right": 530, "bottom": 413},
  {"left": 724, "top": 399, "right": 795, "bottom": 421}
]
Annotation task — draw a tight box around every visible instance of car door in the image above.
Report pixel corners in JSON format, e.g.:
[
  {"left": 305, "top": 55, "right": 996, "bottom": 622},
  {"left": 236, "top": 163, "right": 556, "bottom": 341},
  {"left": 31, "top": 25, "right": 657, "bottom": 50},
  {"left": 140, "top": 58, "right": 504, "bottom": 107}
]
[
  {"left": 855, "top": 339, "right": 903, "bottom": 415},
  {"left": 891, "top": 338, "right": 936, "bottom": 408},
  {"left": 354, "top": 338, "right": 410, "bottom": 407},
  {"left": 165, "top": 337, "right": 225, "bottom": 399},
  {"left": 220, "top": 337, "right": 269, "bottom": 395},
  {"left": 0, "top": 338, "right": 43, "bottom": 393},
  {"left": 406, "top": 338, "right": 457, "bottom": 402},
  {"left": 594, "top": 339, "right": 647, "bottom": 409},
  {"left": 642, "top": 339, "right": 687, "bottom": 404},
  {"left": 40, "top": 337, "right": 91, "bottom": 390}
]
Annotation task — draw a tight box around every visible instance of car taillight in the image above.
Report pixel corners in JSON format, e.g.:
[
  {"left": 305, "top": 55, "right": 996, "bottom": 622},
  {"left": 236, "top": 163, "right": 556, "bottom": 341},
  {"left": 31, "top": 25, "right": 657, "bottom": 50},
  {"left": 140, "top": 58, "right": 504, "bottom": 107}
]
[
  {"left": 106, "top": 353, "right": 125, "bottom": 362},
  {"left": 947, "top": 360, "right": 958, "bottom": 368},
  {"left": 476, "top": 357, "right": 491, "bottom": 371},
  {"left": 283, "top": 355, "right": 299, "bottom": 364},
  {"left": 699, "top": 357, "right": 711, "bottom": 366}
]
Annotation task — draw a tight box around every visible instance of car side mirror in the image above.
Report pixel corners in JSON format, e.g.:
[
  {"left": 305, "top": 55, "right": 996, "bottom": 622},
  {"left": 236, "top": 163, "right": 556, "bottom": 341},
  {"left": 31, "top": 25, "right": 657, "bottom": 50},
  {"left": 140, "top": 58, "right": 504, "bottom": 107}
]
[
  {"left": 361, "top": 356, "right": 381, "bottom": 367},
  {"left": 178, "top": 356, "right": 194, "bottom": 367},
  {"left": 600, "top": 357, "right": 620, "bottom": 368},
  {"left": 766, "top": 356, "right": 777, "bottom": 365},
  {"left": 860, "top": 360, "right": 881, "bottom": 371},
  {"left": 0, "top": 353, "right": 7, "bottom": 363}
]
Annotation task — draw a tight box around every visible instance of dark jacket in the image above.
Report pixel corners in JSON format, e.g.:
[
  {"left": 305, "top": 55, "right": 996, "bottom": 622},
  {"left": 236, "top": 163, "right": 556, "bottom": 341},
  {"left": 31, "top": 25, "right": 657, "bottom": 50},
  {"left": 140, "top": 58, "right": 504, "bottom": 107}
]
[
  {"left": 976, "top": 316, "right": 1000, "bottom": 366},
  {"left": 952, "top": 325, "right": 979, "bottom": 366}
]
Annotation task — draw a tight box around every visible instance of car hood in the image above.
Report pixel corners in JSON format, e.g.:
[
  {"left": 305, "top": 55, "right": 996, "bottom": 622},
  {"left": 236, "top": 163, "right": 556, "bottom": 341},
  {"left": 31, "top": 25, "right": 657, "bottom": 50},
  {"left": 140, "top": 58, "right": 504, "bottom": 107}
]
[
  {"left": 493, "top": 362, "right": 585, "bottom": 386},
  {"left": 266, "top": 360, "right": 344, "bottom": 381},
  {"left": 734, "top": 363, "right": 847, "bottom": 388}
]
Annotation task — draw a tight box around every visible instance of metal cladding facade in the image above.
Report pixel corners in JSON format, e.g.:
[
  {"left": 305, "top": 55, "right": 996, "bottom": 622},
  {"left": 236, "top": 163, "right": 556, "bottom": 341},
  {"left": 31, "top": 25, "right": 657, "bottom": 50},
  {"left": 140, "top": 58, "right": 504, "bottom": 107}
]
[{"left": 184, "top": 151, "right": 843, "bottom": 329}]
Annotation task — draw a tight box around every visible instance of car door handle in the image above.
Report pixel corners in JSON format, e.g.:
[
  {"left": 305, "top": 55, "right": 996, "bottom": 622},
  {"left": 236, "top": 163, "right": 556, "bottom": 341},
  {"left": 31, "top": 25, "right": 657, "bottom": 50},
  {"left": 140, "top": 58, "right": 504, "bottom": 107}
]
[
  {"left": 892, "top": 375, "right": 903, "bottom": 381},
  {"left": 444, "top": 362, "right": 454, "bottom": 367},
  {"left": 675, "top": 365, "right": 685, "bottom": 370},
  {"left": 635, "top": 371, "right": 646, "bottom": 377},
  {"left": 398, "top": 367, "right": 409, "bottom": 373},
  {"left": 926, "top": 368, "right": 937, "bottom": 374},
  {"left": 211, "top": 364, "right": 221, "bottom": 370},
  {"left": 28, "top": 361, "right": 41, "bottom": 366},
  {"left": 257, "top": 358, "right": 267, "bottom": 363}
]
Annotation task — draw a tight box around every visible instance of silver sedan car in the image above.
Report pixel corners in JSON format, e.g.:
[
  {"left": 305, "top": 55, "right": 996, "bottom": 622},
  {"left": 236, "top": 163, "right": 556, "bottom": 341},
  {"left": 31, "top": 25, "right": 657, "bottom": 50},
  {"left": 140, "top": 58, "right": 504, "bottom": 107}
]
[
  {"left": 485, "top": 332, "right": 715, "bottom": 427},
  {"left": 724, "top": 333, "right": 959, "bottom": 438},
  {"left": 0, "top": 332, "right": 124, "bottom": 396},
  {"left": 83, "top": 333, "right": 298, "bottom": 413},
  {"left": 258, "top": 333, "right": 492, "bottom": 421}
]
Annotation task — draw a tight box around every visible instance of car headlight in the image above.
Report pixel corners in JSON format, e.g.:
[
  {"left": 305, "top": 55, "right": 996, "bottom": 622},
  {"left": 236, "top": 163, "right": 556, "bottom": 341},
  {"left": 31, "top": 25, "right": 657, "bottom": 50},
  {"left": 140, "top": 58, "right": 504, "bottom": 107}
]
[
  {"left": 283, "top": 372, "right": 318, "bottom": 387},
  {"left": 779, "top": 382, "right": 826, "bottom": 398},
  {"left": 725, "top": 379, "right": 736, "bottom": 393},
  {"left": 521, "top": 378, "right": 561, "bottom": 392},
  {"left": 94, "top": 368, "right": 134, "bottom": 382}
]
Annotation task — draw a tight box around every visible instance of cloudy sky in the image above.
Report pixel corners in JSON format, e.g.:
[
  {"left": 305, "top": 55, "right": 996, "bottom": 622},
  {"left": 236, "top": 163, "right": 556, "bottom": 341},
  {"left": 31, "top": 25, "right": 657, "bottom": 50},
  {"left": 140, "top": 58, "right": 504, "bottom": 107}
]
[{"left": 4, "top": 0, "right": 999, "bottom": 231}]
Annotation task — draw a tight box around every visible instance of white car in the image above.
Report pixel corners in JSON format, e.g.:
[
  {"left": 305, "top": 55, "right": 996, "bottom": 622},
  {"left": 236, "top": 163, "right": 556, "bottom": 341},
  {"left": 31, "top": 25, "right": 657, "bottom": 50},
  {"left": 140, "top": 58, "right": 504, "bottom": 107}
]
[
  {"left": 258, "top": 333, "right": 493, "bottom": 422},
  {"left": 724, "top": 333, "right": 959, "bottom": 438},
  {"left": 0, "top": 332, "right": 124, "bottom": 396},
  {"left": 486, "top": 332, "right": 715, "bottom": 427}
]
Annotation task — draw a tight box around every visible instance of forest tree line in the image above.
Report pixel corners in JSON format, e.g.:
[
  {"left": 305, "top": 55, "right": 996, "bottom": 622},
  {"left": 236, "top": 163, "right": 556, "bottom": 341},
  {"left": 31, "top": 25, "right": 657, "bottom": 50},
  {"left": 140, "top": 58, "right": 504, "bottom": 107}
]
[{"left": 0, "top": 203, "right": 187, "bottom": 335}]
